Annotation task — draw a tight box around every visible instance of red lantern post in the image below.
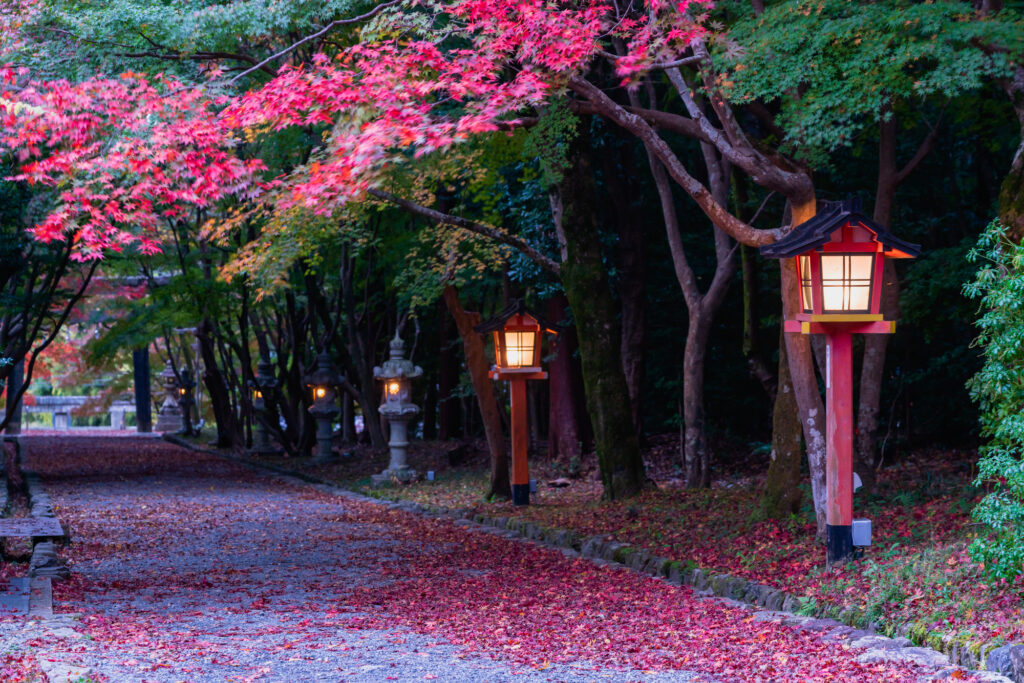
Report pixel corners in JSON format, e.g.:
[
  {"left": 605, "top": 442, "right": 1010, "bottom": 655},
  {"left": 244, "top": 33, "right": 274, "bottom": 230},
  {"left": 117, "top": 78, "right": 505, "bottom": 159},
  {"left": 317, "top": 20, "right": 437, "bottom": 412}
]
[
  {"left": 475, "top": 301, "right": 556, "bottom": 506},
  {"left": 762, "top": 198, "right": 919, "bottom": 565}
]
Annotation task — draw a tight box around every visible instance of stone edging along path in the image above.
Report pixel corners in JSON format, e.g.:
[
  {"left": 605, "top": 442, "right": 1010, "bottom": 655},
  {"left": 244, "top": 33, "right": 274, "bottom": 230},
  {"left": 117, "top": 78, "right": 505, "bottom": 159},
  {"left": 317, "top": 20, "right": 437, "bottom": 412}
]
[{"left": 162, "top": 435, "right": 1020, "bottom": 682}]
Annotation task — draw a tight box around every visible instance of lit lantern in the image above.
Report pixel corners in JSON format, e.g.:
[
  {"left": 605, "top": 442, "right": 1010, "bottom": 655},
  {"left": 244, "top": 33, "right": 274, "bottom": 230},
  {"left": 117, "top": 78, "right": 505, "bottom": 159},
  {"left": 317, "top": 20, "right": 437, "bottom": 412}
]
[
  {"left": 305, "top": 351, "right": 341, "bottom": 464},
  {"left": 761, "top": 197, "right": 920, "bottom": 565},
  {"left": 486, "top": 307, "right": 543, "bottom": 372},
  {"left": 177, "top": 369, "right": 197, "bottom": 436},
  {"left": 475, "top": 300, "right": 556, "bottom": 506},
  {"left": 765, "top": 198, "right": 919, "bottom": 332},
  {"left": 371, "top": 334, "right": 423, "bottom": 486},
  {"left": 249, "top": 355, "right": 280, "bottom": 456}
]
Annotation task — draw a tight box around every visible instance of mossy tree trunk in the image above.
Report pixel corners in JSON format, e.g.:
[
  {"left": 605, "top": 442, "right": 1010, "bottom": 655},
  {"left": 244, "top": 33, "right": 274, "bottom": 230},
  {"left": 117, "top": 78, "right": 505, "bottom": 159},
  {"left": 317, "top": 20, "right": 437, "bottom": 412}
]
[
  {"left": 552, "top": 128, "right": 645, "bottom": 501},
  {"left": 762, "top": 326, "right": 804, "bottom": 519}
]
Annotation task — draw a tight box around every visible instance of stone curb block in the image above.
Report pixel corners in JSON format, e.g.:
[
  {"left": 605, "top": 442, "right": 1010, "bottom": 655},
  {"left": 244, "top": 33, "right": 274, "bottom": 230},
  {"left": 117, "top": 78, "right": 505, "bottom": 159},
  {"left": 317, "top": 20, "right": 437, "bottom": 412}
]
[
  {"left": 9, "top": 441, "right": 71, "bottom": 581},
  {"left": 163, "top": 435, "right": 1019, "bottom": 683}
]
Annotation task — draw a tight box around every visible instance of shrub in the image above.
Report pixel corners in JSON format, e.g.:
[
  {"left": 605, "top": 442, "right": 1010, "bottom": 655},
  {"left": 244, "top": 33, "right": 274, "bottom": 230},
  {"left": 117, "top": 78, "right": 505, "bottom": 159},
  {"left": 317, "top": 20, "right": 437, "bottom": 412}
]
[{"left": 965, "top": 220, "right": 1024, "bottom": 580}]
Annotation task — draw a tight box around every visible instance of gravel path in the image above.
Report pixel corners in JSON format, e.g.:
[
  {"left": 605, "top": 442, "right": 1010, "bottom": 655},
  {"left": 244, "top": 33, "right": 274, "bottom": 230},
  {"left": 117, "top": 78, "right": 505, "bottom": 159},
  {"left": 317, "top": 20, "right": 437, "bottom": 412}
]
[{"left": 0, "top": 437, "right": 973, "bottom": 682}]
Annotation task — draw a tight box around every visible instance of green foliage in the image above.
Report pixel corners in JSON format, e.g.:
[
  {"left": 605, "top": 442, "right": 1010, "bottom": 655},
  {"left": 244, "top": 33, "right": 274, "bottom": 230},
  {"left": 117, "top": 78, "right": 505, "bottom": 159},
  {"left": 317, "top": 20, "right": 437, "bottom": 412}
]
[
  {"left": 26, "top": 0, "right": 370, "bottom": 76},
  {"left": 523, "top": 100, "right": 580, "bottom": 188},
  {"left": 965, "top": 220, "right": 1024, "bottom": 580},
  {"left": 717, "top": 0, "right": 1022, "bottom": 166}
]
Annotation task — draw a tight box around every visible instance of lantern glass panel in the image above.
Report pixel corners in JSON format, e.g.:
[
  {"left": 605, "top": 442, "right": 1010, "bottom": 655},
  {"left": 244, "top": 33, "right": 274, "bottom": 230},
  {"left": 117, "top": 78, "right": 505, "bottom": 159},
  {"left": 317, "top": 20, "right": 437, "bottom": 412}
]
[
  {"left": 314, "top": 386, "right": 327, "bottom": 400},
  {"left": 820, "top": 253, "right": 874, "bottom": 312},
  {"left": 387, "top": 381, "right": 400, "bottom": 399},
  {"left": 504, "top": 331, "right": 536, "bottom": 368},
  {"left": 798, "top": 255, "right": 813, "bottom": 313}
]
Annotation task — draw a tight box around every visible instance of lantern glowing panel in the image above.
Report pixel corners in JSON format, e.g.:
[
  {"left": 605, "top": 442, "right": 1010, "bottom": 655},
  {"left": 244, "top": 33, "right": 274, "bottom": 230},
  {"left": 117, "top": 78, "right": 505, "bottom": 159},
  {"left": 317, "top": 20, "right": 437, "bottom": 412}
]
[
  {"left": 387, "top": 381, "right": 400, "bottom": 398},
  {"left": 820, "top": 253, "right": 874, "bottom": 312},
  {"left": 314, "top": 387, "right": 327, "bottom": 400},
  {"left": 798, "top": 255, "right": 813, "bottom": 313},
  {"left": 503, "top": 331, "right": 537, "bottom": 368}
]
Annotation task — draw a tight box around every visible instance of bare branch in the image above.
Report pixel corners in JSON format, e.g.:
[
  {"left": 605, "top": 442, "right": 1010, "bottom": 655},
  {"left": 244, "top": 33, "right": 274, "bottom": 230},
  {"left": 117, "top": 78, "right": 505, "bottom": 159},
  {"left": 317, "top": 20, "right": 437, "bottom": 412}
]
[
  {"left": 893, "top": 105, "right": 946, "bottom": 186},
  {"left": 230, "top": 0, "right": 402, "bottom": 84},
  {"left": 368, "top": 189, "right": 561, "bottom": 276}
]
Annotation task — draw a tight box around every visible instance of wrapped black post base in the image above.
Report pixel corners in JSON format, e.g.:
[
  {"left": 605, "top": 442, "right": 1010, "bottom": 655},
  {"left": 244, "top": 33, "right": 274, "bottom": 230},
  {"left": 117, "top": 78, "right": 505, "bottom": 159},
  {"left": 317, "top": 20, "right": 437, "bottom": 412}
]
[
  {"left": 512, "top": 484, "right": 530, "bottom": 506},
  {"left": 827, "top": 524, "right": 853, "bottom": 565}
]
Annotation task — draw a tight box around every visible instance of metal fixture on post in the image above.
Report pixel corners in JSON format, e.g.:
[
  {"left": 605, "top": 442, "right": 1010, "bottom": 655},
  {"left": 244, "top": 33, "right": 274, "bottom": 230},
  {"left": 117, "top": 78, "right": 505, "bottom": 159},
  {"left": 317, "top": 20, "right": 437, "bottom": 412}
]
[
  {"left": 306, "top": 351, "right": 341, "bottom": 465},
  {"left": 370, "top": 333, "right": 423, "bottom": 486},
  {"left": 154, "top": 360, "right": 183, "bottom": 433},
  {"left": 475, "top": 300, "right": 556, "bottom": 506},
  {"left": 249, "top": 353, "right": 280, "bottom": 456},
  {"left": 760, "top": 197, "right": 919, "bottom": 566}
]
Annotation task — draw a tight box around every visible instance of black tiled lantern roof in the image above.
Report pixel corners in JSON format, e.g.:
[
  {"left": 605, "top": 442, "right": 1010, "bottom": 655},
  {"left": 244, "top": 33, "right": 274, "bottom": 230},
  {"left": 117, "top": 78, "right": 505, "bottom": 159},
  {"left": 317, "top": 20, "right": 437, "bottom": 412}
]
[
  {"left": 760, "top": 197, "right": 921, "bottom": 259},
  {"left": 473, "top": 299, "right": 557, "bottom": 335}
]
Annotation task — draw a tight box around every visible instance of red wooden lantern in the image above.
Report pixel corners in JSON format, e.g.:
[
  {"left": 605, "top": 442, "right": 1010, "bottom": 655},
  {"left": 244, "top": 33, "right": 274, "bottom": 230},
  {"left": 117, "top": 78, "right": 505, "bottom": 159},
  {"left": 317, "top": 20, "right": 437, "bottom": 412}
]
[
  {"left": 475, "top": 301, "right": 557, "bottom": 505},
  {"left": 761, "top": 198, "right": 920, "bottom": 565},
  {"left": 491, "top": 314, "right": 542, "bottom": 372},
  {"left": 764, "top": 198, "right": 919, "bottom": 334}
]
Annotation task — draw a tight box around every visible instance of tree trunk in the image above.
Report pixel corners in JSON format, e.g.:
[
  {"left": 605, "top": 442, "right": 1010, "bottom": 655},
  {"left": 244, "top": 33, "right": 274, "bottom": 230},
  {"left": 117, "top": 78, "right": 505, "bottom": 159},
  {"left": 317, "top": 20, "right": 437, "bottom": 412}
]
[
  {"left": 3, "top": 357, "right": 23, "bottom": 435},
  {"left": 442, "top": 285, "right": 511, "bottom": 500},
  {"left": 855, "top": 115, "right": 900, "bottom": 488},
  {"left": 546, "top": 295, "right": 587, "bottom": 464},
  {"left": 553, "top": 129, "right": 645, "bottom": 500},
  {"left": 197, "top": 317, "right": 239, "bottom": 448},
  {"left": 438, "top": 298, "right": 462, "bottom": 440},
  {"left": 999, "top": 65, "right": 1024, "bottom": 239},
  {"left": 782, "top": 200, "right": 829, "bottom": 538},
  {"left": 603, "top": 138, "right": 647, "bottom": 443},
  {"left": 683, "top": 310, "right": 713, "bottom": 487},
  {"left": 762, "top": 326, "right": 804, "bottom": 519},
  {"left": 741, "top": 245, "right": 777, "bottom": 401}
]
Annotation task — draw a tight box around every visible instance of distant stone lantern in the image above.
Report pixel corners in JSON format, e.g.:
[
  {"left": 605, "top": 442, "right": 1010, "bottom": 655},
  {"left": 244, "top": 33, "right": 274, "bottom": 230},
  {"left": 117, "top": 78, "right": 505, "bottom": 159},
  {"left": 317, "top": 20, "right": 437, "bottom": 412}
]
[
  {"left": 249, "top": 354, "right": 280, "bottom": 456},
  {"left": 475, "top": 300, "right": 556, "bottom": 506},
  {"left": 306, "top": 351, "right": 341, "bottom": 464},
  {"left": 154, "top": 360, "right": 183, "bottom": 433},
  {"left": 371, "top": 333, "right": 423, "bottom": 486},
  {"left": 760, "top": 197, "right": 919, "bottom": 565}
]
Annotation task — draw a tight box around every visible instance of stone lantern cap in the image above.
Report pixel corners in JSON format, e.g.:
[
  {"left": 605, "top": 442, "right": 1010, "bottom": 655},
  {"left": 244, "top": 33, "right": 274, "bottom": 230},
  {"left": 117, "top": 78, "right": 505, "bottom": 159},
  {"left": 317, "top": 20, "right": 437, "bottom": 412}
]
[
  {"left": 306, "top": 350, "right": 341, "bottom": 388},
  {"left": 159, "top": 360, "right": 177, "bottom": 386},
  {"left": 373, "top": 334, "right": 423, "bottom": 382}
]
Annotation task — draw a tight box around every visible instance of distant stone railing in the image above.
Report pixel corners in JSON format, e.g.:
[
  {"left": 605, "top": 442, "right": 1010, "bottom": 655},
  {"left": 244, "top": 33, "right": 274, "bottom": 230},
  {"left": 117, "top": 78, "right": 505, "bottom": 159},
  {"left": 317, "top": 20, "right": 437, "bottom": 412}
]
[{"left": 22, "top": 396, "right": 136, "bottom": 430}]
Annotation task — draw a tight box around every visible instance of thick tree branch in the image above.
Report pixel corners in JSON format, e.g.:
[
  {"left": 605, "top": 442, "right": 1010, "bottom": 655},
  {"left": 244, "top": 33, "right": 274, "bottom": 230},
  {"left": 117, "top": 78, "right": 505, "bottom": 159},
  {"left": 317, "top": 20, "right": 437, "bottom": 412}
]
[
  {"left": 368, "top": 189, "right": 561, "bottom": 276},
  {"left": 664, "top": 66, "right": 812, "bottom": 200},
  {"left": 569, "top": 76, "right": 779, "bottom": 247}
]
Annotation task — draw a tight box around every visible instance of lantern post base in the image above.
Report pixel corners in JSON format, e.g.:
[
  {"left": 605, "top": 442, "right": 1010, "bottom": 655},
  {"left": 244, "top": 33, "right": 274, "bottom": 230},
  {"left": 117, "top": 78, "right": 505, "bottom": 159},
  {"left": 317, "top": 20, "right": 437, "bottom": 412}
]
[
  {"left": 827, "top": 524, "right": 853, "bottom": 566},
  {"left": 511, "top": 484, "right": 530, "bottom": 506}
]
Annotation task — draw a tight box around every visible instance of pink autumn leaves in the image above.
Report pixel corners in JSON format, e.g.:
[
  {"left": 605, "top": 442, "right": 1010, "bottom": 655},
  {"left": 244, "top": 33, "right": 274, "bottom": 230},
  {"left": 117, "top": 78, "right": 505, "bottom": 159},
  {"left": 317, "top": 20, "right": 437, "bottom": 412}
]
[
  {"left": 1, "top": 0, "right": 710, "bottom": 261},
  {"left": 0, "top": 70, "right": 265, "bottom": 260}
]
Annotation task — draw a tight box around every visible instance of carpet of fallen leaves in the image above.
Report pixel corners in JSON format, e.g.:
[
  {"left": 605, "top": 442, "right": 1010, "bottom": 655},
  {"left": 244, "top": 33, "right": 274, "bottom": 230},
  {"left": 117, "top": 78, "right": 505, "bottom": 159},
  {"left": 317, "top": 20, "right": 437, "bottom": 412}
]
[
  {"left": 3, "top": 436, "right": 976, "bottom": 682},
  {"left": 281, "top": 437, "right": 1024, "bottom": 647}
]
